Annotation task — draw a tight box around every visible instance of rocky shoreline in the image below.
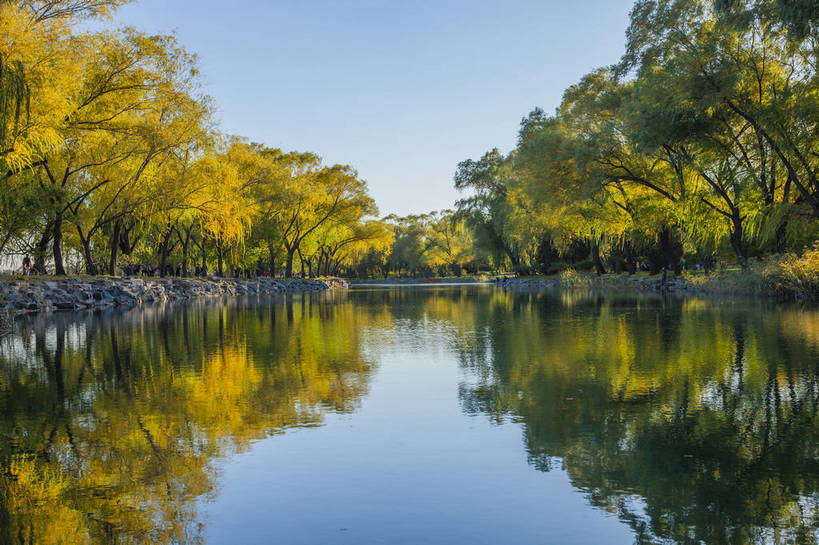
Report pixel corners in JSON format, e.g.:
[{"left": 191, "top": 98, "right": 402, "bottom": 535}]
[{"left": 0, "top": 276, "right": 348, "bottom": 315}]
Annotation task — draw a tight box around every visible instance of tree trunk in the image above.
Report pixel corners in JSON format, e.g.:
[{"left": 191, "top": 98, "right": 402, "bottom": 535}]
[
  {"left": 53, "top": 210, "right": 66, "bottom": 276},
  {"left": 159, "top": 227, "right": 174, "bottom": 277},
  {"left": 591, "top": 237, "right": 606, "bottom": 275},
  {"left": 268, "top": 241, "right": 277, "bottom": 277},
  {"left": 297, "top": 248, "right": 307, "bottom": 277},
  {"left": 109, "top": 219, "right": 121, "bottom": 275},
  {"left": 201, "top": 238, "right": 207, "bottom": 273},
  {"left": 181, "top": 227, "right": 191, "bottom": 277},
  {"left": 33, "top": 222, "right": 53, "bottom": 274},
  {"left": 77, "top": 227, "right": 96, "bottom": 276},
  {"left": 775, "top": 221, "right": 788, "bottom": 254},
  {"left": 216, "top": 238, "right": 224, "bottom": 277},
  {"left": 730, "top": 216, "right": 748, "bottom": 268},
  {"left": 776, "top": 173, "right": 792, "bottom": 254},
  {"left": 159, "top": 244, "right": 169, "bottom": 277},
  {"left": 297, "top": 248, "right": 313, "bottom": 278},
  {"left": 181, "top": 241, "right": 189, "bottom": 277},
  {"left": 625, "top": 241, "right": 637, "bottom": 275},
  {"left": 285, "top": 247, "right": 296, "bottom": 278}
]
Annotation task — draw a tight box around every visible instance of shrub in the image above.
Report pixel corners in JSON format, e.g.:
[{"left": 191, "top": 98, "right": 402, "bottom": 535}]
[
  {"left": 765, "top": 243, "right": 819, "bottom": 302},
  {"left": 546, "top": 261, "right": 568, "bottom": 275},
  {"left": 559, "top": 268, "right": 594, "bottom": 288}
]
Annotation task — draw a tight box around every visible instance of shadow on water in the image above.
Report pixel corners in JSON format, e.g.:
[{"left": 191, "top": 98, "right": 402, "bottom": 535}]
[{"left": 0, "top": 293, "right": 375, "bottom": 545}]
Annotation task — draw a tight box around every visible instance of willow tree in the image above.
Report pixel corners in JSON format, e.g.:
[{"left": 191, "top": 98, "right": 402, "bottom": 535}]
[
  {"left": 7, "top": 28, "right": 204, "bottom": 275},
  {"left": 0, "top": 44, "right": 39, "bottom": 256},
  {"left": 624, "top": 0, "right": 819, "bottom": 234},
  {"left": 454, "top": 149, "right": 531, "bottom": 270},
  {"left": 275, "top": 163, "right": 375, "bottom": 277},
  {"left": 425, "top": 210, "right": 477, "bottom": 276},
  {"left": 0, "top": 0, "right": 123, "bottom": 170},
  {"left": 514, "top": 108, "right": 634, "bottom": 274},
  {"left": 240, "top": 147, "right": 314, "bottom": 276},
  {"left": 0, "top": 54, "right": 28, "bottom": 159},
  {"left": 149, "top": 144, "right": 255, "bottom": 277},
  {"left": 303, "top": 216, "right": 388, "bottom": 278},
  {"left": 68, "top": 63, "right": 211, "bottom": 275},
  {"left": 715, "top": 0, "right": 819, "bottom": 38},
  {"left": 384, "top": 214, "right": 433, "bottom": 276},
  {"left": 0, "top": 0, "right": 81, "bottom": 257},
  {"left": 99, "top": 93, "right": 212, "bottom": 277}
]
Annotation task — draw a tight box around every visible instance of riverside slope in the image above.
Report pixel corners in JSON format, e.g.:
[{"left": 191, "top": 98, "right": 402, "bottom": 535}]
[
  {"left": 0, "top": 276, "right": 348, "bottom": 314},
  {"left": 494, "top": 275, "right": 693, "bottom": 293}
]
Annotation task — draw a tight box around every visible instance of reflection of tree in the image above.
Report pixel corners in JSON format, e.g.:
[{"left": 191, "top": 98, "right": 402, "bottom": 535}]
[
  {"left": 0, "top": 294, "right": 374, "bottom": 544},
  {"left": 452, "top": 291, "right": 819, "bottom": 544}
]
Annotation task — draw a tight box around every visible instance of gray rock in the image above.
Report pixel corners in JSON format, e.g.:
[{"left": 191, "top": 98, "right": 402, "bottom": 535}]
[{"left": 0, "top": 276, "right": 348, "bottom": 315}]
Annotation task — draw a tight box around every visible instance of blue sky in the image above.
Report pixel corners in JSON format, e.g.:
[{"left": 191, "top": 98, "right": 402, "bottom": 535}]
[{"left": 107, "top": 0, "right": 635, "bottom": 216}]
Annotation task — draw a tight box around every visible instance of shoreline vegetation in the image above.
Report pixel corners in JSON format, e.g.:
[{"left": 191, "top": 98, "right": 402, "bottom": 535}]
[
  {"left": 1, "top": 1, "right": 819, "bottom": 304},
  {"left": 499, "top": 245, "right": 819, "bottom": 302}
]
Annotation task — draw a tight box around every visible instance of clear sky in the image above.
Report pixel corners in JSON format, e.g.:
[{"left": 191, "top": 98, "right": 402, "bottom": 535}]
[{"left": 105, "top": 0, "right": 635, "bottom": 216}]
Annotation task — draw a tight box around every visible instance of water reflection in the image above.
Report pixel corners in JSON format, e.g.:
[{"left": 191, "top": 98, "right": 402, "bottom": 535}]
[
  {"left": 451, "top": 291, "right": 819, "bottom": 544},
  {"left": 2, "top": 288, "right": 819, "bottom": 544},
  {"left": 0, "top": 295, "right": 374, "bottom": 545}
]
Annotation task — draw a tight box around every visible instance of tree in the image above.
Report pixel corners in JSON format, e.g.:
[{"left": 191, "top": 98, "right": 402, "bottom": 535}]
[
  {"left": 454, "top": 149, "right": 529, "bottom": 270},
  {"left": 276, "top": 163, "right": 375, "bottom": 277},
  {"left": 11, "top": 29, "right": 203, "bottom": 274}
]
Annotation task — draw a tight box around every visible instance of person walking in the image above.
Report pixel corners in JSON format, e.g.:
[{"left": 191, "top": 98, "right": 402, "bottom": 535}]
[{"left": 22, "top": 255, "right": 31, "bottom": 276}]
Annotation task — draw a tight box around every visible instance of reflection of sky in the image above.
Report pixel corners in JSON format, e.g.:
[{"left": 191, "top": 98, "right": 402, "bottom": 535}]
[{"left": 202, "top": 303, "right": 633, "bottom": 544}]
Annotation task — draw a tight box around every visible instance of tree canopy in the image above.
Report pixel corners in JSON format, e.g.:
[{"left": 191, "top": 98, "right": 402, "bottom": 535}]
[
  {"left": 2, "top": 0, "right": 819, "bottom": 279},
  {"left": 443, "top": 0, "right": 819, "bottom": 276}
]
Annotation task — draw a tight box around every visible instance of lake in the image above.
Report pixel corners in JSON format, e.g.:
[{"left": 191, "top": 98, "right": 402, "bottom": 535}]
[{"left": 1, "top": 285, "right": 818, "bottom": 544}]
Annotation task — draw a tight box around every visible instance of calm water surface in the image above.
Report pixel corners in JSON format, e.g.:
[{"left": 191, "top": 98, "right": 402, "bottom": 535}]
[{"left": 2, "top": 286, "right": 819, "bottom": 544}]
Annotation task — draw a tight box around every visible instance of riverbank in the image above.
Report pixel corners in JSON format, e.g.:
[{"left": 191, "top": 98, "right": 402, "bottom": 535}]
[
  {"left": 0, "top": 276, "right": 348, "bottom": 315},
  {"left": 495, "top": 273, "right": 691, "bottom": 293},
  {"left": 495, "top": 267, "right": 819, "bottom": 302},
  {"left": 495, "top": 246, "right": 819, "bottom": 302},
  {"left": 349, "top": 277, "right": 488, "bottom": 285}
]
